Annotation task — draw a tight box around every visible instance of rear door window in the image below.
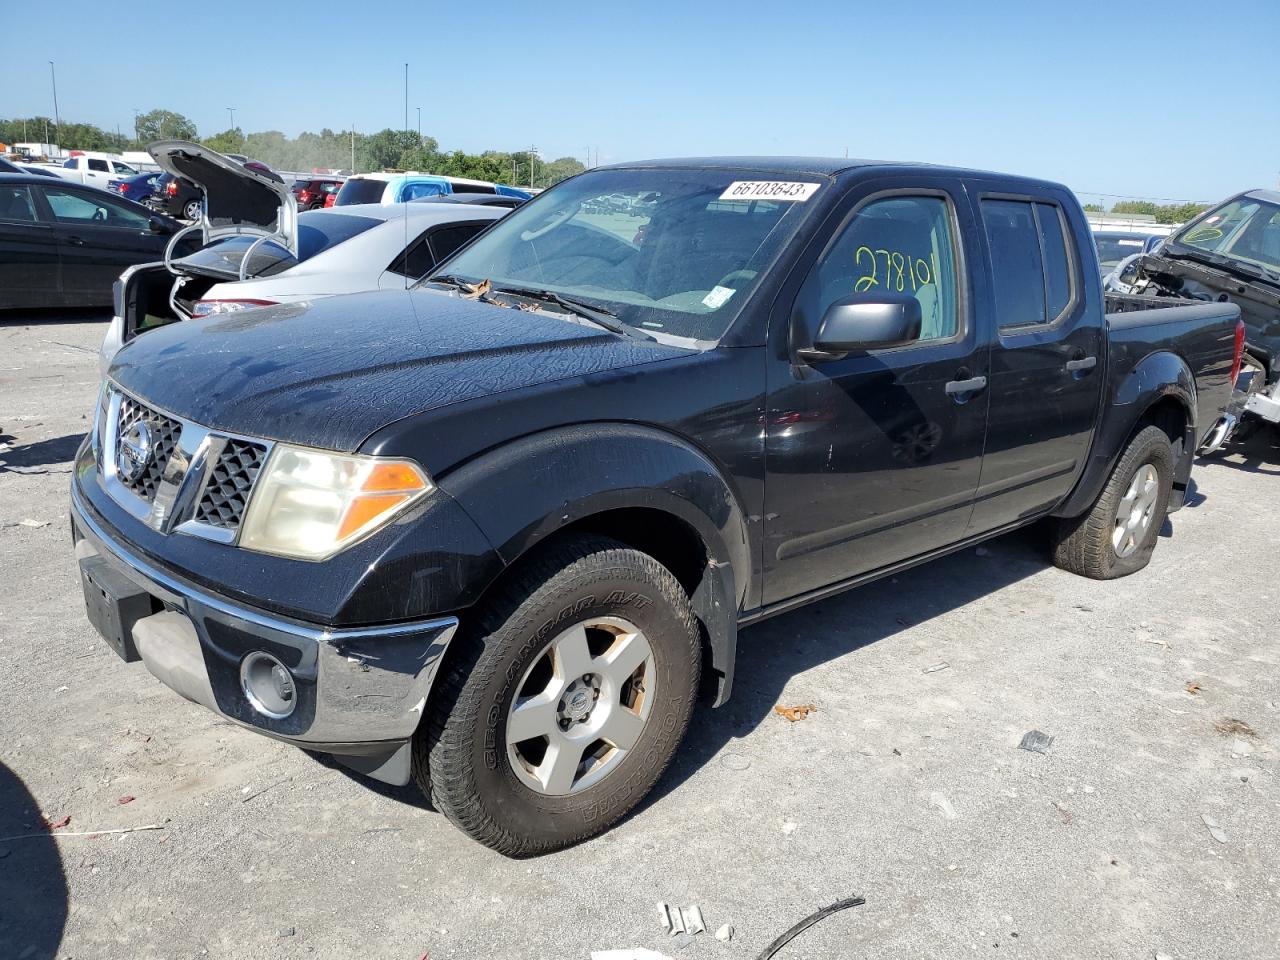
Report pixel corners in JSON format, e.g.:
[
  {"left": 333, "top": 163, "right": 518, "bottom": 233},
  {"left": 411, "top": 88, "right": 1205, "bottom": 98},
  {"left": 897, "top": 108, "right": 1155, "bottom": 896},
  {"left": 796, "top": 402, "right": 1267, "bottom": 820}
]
[
  {"left": 428, "top": 223, "right": 485, "bottom": 263},
  {"left": 88, "top": 158, "right": 109, "bottom": 173},
  {"left": 335, "top": 178, "right": 388, "bottom": 206},
  {"left": 981, "top": 199, "right": 1077, "bottom": 329}
]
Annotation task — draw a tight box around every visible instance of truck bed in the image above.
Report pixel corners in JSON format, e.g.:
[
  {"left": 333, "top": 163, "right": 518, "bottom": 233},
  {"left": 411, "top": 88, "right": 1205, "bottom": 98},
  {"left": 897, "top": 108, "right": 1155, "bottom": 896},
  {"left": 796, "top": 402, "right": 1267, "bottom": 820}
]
[{"left": 1105, "top": 295, "right": 1241, "bottom": 446}]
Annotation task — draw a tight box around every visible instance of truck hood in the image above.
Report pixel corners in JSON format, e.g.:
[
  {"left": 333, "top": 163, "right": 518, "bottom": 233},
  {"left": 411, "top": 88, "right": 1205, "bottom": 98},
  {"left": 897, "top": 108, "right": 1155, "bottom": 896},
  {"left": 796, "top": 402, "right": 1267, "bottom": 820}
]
[
  {"left": 107, "top": 290, "right": 692, "bottom": 452},
  {"left": 149, "top": 140, "right": 297, "bottom": 256}
]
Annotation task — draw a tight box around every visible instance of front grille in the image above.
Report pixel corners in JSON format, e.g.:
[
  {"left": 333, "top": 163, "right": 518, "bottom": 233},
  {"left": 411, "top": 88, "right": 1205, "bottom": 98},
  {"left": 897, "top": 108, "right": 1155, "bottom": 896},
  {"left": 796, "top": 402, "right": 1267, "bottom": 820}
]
[
  {"left": 193, "top": 439, "right": 268, "bottom": 530},
  {"left": 116, "top": 394, "right": 182, "bottom": 501}
]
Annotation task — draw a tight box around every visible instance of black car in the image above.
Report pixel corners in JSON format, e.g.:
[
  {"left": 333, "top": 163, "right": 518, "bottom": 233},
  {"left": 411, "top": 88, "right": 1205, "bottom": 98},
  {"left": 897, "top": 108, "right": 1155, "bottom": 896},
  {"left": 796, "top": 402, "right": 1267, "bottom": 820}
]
[
  {"left": 78, "top": 158, "right": 1240, "bottom": 855},
  {"left": 0, "top": 173, "right": 186, "bottom": 310},
  {"left": 151, "top": 172, "right": 203, "bottom": 221}
]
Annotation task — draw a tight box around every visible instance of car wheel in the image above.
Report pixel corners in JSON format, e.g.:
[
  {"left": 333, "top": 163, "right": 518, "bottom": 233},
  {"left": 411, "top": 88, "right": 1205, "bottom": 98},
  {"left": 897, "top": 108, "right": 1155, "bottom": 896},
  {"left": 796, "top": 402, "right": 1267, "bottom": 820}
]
[
  {"left": 1052, "top": 424, "right": 1174, "bottom": 579},
  {"left": 415, "top": 534, "right": 701, "bottom": 856},
  {"left": 183, "top": 199, "right": 202, "bottom": 221}
]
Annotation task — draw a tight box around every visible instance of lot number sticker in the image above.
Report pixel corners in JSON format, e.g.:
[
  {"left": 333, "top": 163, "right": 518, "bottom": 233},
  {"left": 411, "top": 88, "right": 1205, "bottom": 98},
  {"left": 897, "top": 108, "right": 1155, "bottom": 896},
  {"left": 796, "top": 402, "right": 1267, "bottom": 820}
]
[{"left": 719, "top": 181, "right": 820, "bottom": 202}]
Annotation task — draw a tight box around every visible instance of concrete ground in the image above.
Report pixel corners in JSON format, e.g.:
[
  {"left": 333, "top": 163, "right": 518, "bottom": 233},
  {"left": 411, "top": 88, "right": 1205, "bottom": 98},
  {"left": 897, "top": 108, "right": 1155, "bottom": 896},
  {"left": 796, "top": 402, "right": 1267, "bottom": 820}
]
[{"left": 1, "top": 314, "right": 1277, "bottom": 960}]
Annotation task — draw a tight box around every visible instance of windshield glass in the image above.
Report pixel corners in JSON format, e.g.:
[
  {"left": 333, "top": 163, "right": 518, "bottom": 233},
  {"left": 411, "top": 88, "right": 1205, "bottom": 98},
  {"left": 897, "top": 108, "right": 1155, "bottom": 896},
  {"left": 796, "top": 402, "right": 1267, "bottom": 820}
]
[
  {"left": 1094, "top": 234, "right": 1149, "bottom": 270},
  {"left": 429, "top": 168, "right": 826, "bottom": 342},
  {"left": 179, "top": 211, "right": 381, "bottom": 277},
  {"left": 1174, "top": 195, "right": 1280, "bottom": 273}
]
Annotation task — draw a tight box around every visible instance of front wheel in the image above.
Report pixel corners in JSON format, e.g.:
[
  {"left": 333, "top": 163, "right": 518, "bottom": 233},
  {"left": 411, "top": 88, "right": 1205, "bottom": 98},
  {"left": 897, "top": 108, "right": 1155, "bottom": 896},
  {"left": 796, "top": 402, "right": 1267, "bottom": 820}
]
[
  {"left": 415, "top": 535, "right": 701, "bottom": 856},
  {"left": 1052, "top": 424, "right": 1174, "bottom": 579}
]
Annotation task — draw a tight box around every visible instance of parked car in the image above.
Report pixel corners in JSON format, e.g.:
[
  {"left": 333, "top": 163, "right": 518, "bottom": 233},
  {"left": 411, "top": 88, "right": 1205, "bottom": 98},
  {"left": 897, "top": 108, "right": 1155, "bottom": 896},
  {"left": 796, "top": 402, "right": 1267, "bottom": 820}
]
[
  {"left": 152, "top": 151, "right": 280, "bottom": 220},
  {"left": 1114, "top": 188, "right": 1280, "bottom": 438},
  {"left": 414, "top": 193, "right": 526, "bottom": 208},
  {"left": 50, "top": 153, "right": 143, "bottom": 189},
  {"left": 108, "top": 172, "right": 162, "bottom": 205},
  {"left": 0, "top": 157, "right": 21, "bottom": 173},
  {"left": 20, "top": 164, "right": 61, "bottom": 178},
  {"left": 104, "top": 201, "right": 506, "bottom": 365},
  {"left": 0, "top": 173, "right": 189, "bottom": 310},
  {"left": 291, "top": 177, "right": 344, "bottom": 210},
  {"left": 1092, "top": 230, "right": 1165, "bottom": 276},
  {"left": 73, "top": 157, "right": 1241, "bottom": 855},
  {"left": 333, "top": 172, "right": 531, "bottom": 206}
]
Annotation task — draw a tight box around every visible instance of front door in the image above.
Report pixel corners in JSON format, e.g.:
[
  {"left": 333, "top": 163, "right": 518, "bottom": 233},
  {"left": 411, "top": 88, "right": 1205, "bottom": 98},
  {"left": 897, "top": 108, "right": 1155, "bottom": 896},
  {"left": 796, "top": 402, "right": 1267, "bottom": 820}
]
[
  {"left": 965, "top": 193, "right": 1104, "bottom": 534},
  {"left": 38, "top": 184, "right": 164, "bottom": 303},
  {"left": 763, "top": 179, "right": 990, "bottom": 605}
]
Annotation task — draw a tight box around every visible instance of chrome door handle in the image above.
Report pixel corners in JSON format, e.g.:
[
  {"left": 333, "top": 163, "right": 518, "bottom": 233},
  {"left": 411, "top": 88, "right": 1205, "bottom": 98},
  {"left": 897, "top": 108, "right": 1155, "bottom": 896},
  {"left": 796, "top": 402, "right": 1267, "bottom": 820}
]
[
  {"left": 1065, "top": 356, "right": 1097, "bottom": 372},
  {"left": 945, "top": 376, "right": 988, "bottom": 395}
]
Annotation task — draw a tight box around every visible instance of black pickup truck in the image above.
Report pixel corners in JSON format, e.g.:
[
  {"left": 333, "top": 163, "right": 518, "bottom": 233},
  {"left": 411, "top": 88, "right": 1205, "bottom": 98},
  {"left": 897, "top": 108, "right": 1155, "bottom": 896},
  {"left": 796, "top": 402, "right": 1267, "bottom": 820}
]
[{"left": 72, "top": 158, "right": 1243, "bottom": 855}]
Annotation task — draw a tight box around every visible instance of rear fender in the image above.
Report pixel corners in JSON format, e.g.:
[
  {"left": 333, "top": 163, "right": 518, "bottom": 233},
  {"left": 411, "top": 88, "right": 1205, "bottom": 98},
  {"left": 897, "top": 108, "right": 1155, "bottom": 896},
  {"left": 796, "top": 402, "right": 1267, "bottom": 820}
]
[{"left": 1055, "top": 350, "right": 1196, "bottom": 518}]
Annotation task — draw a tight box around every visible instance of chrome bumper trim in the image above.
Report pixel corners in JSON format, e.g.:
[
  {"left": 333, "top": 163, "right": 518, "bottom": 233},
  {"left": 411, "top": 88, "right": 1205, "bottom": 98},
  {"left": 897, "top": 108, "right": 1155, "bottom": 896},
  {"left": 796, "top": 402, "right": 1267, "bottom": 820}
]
[{"left": 72, "top": 480, "right": 460, "bottom": 749}]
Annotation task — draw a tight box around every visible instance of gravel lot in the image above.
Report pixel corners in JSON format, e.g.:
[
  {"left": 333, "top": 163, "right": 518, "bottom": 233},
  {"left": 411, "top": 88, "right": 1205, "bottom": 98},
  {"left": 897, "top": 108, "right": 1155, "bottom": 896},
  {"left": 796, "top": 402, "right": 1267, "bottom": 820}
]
[{"left": 1, "top": 314, "right": 1277, "bottom": 960}]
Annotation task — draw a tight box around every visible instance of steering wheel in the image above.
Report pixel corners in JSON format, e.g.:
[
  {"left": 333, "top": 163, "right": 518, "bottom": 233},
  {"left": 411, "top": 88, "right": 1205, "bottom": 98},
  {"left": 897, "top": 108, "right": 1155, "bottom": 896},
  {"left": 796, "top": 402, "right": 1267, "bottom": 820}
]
[
  {"left": 714, "top": 269, "right": 757, "bottom": 289},
  {"left": 92, "top": 207, "right": 107, "bottom": 222}
]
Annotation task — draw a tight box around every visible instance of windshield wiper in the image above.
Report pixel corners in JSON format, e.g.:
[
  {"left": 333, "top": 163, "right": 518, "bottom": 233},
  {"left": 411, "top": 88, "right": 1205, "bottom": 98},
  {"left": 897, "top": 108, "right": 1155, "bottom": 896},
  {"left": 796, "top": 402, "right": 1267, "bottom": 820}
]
[{"left": 489, "top": 285, "right": 650, "bottom": 339}]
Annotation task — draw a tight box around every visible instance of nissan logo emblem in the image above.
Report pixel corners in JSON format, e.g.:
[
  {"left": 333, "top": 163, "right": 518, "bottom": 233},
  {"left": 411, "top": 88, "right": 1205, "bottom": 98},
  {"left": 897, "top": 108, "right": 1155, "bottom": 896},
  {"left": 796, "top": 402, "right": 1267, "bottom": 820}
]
[{"left": 116, "top": 420, "right": 154, "bottom": 483}]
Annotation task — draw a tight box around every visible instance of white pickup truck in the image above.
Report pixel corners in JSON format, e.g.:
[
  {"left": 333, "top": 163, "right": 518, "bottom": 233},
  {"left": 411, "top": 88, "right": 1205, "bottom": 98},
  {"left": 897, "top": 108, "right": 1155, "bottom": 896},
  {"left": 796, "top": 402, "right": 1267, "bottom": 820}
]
[{"left": 47, "top": 154, "right": 143, "bottom": 189}]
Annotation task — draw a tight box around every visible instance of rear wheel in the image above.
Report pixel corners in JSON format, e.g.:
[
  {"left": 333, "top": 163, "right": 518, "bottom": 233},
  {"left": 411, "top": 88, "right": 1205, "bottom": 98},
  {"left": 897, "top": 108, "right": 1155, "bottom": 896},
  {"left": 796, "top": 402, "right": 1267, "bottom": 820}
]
[
  {"left": 182, "top": 199, "right": 202, "bottom": 221},
  {"left": 415, "top": 535, "right": 701, "bottom": 856},
  {"left": 1052, "top": 425, "right": 1174, "bottom": 579}
]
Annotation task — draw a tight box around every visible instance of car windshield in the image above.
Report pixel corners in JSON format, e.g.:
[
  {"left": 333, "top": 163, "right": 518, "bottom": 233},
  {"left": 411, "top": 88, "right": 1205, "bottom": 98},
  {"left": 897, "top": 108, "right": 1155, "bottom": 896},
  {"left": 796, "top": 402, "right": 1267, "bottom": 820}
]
[
  {"left": 178, "top": 211, "right": 381, "bottom": 277},
  {"left": 1173, "top": 195, "right": 1280, "bottom": 274},
  {"left": 427, "top": 168, "right": 825, "bottom": 343},
  {"left": 1094, "top": 234, "right": 1150, "bottom": 270}
]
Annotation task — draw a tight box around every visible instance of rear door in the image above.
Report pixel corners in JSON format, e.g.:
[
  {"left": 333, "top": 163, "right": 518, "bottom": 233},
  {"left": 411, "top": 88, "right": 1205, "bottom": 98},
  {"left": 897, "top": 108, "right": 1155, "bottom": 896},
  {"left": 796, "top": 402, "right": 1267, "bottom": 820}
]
[
  {"left": 0, "top": 183, "right": 61, "bottom": 309},
  {"left": 762, "top": 175, "right": 991, "bottom": 603},
  {"left": 37, "top": 183, "right": 165, "bottom": 304},
  {"left": 965, "top": 190, "right": 1104, "bottom": 534}
]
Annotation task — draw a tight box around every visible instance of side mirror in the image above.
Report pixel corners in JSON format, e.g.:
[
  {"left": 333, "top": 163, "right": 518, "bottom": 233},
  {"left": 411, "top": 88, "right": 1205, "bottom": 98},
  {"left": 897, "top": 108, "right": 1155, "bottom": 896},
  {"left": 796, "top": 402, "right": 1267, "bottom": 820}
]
[{"left": 802, "top": 293, "right": 922, "bottom": 361}]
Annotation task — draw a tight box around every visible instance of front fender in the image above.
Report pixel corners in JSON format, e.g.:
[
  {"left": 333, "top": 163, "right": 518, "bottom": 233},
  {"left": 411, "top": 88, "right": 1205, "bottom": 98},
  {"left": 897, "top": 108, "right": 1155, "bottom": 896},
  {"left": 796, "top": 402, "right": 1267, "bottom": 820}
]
[
  {"left": 1055, "top": 350, "right": 1196, "bottom": 518},
  {"left": 437, "top": 423, "right": 752, "bottom": 705},
  {"left": 438, "top": 423, "right": 751, "bottom": 591}
]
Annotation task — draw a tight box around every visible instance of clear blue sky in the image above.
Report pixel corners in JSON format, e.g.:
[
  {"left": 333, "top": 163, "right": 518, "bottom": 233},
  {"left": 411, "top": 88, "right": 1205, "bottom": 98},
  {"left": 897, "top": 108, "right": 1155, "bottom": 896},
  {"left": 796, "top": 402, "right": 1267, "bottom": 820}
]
[{"left": 3, "top": 0, "right": 1277, "bottom": 204}]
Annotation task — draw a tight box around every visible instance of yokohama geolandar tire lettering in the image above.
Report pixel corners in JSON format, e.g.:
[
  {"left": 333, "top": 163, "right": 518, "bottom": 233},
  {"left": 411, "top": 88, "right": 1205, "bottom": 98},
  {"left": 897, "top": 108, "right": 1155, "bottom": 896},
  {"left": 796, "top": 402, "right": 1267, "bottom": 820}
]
[
  {"left": 412, "top": 534, "right": 701, "bottom": 856},
  {"left": 1052, "top": 424, "right": 1175, "bottom": 580}
]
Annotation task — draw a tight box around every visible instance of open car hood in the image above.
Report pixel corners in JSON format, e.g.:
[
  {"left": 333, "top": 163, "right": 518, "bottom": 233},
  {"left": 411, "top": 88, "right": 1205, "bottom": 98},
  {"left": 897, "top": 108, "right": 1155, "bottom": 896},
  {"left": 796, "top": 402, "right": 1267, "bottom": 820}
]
[{"left": 149, "top": 140, "right": 297, "bottom": 256}]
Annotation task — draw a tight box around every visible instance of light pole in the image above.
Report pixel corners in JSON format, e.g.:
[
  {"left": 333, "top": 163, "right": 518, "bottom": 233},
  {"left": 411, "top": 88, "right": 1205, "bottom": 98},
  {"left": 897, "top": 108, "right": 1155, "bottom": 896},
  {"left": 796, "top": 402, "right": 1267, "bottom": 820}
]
[
  {"left": 133, "top": 109, "right": 141, "bottom": 148},
  {"left": 416, "top": 106, "right": 422, "bottom": 145},
  {"left": 227, "top": 107, "right": 235, "bottom": 132},
  {"left": 48, "top": 61, "right": 60, "bottom": 143}
]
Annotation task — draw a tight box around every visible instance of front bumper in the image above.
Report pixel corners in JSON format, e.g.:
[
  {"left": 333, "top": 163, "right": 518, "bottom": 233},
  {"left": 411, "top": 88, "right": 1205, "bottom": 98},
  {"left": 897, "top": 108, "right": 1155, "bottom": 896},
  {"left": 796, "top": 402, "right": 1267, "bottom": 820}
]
[{"left": 71, "top": 482, "right": 459, "bottom": 785}]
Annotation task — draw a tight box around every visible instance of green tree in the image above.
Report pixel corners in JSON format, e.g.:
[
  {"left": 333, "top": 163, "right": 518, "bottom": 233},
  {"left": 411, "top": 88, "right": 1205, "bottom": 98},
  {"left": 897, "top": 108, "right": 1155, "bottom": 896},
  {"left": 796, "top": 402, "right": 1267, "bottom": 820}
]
[
  {"left": 1082, "top": 203, "right": 1105, "bottom": 213},
  {"left": 135, "top": 109, "right": 197, "bottom": 144},
  {"left": 538, "top": 156, "right": 586, "bottom": 188},
  {"left": 1110, "top": 200, "right": 1159, "bottom": 217},
  {"left": 202, "top": 127, "right": 243, "bottom": 154},
  {"left": 1155, "top": 202, "right": 1209, "bottom": 225}
]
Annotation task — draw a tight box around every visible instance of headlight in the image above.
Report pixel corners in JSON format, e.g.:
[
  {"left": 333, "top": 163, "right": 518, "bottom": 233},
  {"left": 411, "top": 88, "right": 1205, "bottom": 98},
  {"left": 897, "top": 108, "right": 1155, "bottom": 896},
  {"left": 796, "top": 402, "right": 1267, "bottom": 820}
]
[{"left": 239, "top": 445, "right": 433, "bottom": 560}]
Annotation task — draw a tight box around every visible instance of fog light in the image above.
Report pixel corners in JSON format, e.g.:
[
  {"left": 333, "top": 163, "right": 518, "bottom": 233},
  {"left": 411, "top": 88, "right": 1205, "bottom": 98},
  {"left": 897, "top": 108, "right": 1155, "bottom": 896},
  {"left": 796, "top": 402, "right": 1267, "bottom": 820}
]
[{"left": 240, "top": 651, "right": 296, "bottom": 719}]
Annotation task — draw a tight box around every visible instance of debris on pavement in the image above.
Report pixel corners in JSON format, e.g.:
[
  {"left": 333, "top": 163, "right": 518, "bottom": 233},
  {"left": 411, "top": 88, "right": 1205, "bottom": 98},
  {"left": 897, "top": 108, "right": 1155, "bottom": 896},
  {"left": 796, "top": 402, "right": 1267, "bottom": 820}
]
[
  {"left": 719, "top": 752, "right": 751, "bottom": 771},
  {"left": 116, "top": 795, "right": 135, "bottom": 805},
  {"left": 1, "top": 822, "right": 165, "bottom": 842},
  {"left": 658, "top": 904, "right": 706, "bottom": 938},
  {"left": 781, "top": 821, "right": 798, "bottom": 835},
  {"left": 1185, "top": 681, "right": 1201, "bottom": 696},
  {"left": 1018, "top": 730, "right": 1054, "bottom": 754},
  {"left": 1200, "top": 814, "right": 1228, "bottom": 844},
  {"left": 1213, "top": 717, "right": 1256, "bottom": 738},
  {"left": 44, "top": 814, "right": 71, "bottom": 830},
  {"left": 922, "top": 661, "right": 950, "bottom": 674},
  {"left": 715, "top": 924, "right": 733, "bottom": 943},
  {"left": 773, "top": 704, "right": 816, "bottom": 723},
  {"left": 1051, "top": 801, "right": 1073, "bottom": 825},
  {"left": 17, "top": 518, "right": 50, "bottom": 528},
  {"left": 755, "top": 895, "right": 865, "bottom": 960},
  {"left": 930, "top": 792, "right": 958, "bottom": 820}
]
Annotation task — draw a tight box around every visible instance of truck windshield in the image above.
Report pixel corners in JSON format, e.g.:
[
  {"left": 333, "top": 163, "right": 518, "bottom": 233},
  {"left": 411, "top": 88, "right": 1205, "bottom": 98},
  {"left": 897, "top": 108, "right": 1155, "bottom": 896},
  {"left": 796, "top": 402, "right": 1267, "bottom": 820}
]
[
  {"left": 1174, "top": 195, "right": 1280, "bottom": 274},
  {"left": 428, "top": 168, "right": 826, "bottom": 342}
]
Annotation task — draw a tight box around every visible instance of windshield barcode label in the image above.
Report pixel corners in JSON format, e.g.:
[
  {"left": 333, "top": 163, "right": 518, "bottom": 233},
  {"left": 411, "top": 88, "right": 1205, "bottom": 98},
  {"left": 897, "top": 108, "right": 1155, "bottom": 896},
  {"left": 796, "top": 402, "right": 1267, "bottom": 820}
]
[{"left": 719, "top": 181, "right": 819, "bottom": 202}]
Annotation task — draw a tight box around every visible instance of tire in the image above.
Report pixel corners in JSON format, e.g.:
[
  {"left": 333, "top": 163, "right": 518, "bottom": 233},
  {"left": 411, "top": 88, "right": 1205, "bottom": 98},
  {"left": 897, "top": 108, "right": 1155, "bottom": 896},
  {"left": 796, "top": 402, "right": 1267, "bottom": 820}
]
[
  {"left": 183, "top": 199, "right": 202, "bottom": 221},
  {"left": 415, "top": 534, "right": 701, "bottom": 856},
  {"left": 1052, "top": 425, "right": 1174, "bottom": 579}
]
